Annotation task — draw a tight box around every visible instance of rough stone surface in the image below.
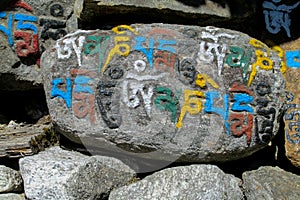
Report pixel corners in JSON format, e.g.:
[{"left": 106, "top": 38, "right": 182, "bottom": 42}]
[
  {"left": 78, "top": 0, "right": 231, "bottom": 19},
  {"left": 77, "top": 0, "right": 257, "bottom": 33},
  {"left": 0, "top": 165, "right": 23, "bottom": 193},
  {"left": 242, "top": 166, "right": 300, "bottom": 200},
  {"left": 0, "top": 193, "right": 25, "bottom": 200},
  {"left": 279, "top": 38, "right": 300, "bottom": 168},
  {"left": 0, "top": 0, "right": 76, "bottom": 90},
  {"left": 109, "top": 164, "right": 243, "bottom": 200},
  {"left": 41, "top": 23, "right": 285, "bottom": 172},
  {"left": 19, "top": 146, "right": 136, "bottom": 200}
]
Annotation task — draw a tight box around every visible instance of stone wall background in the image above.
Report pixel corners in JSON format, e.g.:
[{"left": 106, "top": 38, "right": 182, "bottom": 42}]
[{"left": 0, "top": 0, "right": 300, "bottom": 199}]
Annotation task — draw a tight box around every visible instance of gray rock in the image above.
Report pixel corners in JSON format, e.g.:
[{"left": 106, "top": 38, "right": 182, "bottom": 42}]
[
  {"left": 109, "top": 164, "right": 244, "bottom": 200},
  {"left": 77, "top": 0, "right": 256, "bottom": 29},
  {"left": 242, "top": 166, "right": 300, "bottom": 200},
  {"left": 78, "top": 0, "right": 230, "bottom": 20},
  {"left": 19, "top": 146, "right": 136, "bottom": 200},
  {"left": 0, "top": 193, "right": 25, "bottom": 200},
  {"left": 41, "top": 24, "right": 285, "bottom": 172},
  {"left": 0, "top": 165, "right": 23, "bottom": 193},
  {"left": 0, "top": 0, "right": 76, "bottom": 90}
]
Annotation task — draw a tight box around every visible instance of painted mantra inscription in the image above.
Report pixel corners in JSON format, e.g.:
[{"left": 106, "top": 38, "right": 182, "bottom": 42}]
[
  {"left": 0, "top": 0, "right": 71, "bottom": 65},
  {"left": 46, "top": 24, "right": 284, "bottom": 146}
]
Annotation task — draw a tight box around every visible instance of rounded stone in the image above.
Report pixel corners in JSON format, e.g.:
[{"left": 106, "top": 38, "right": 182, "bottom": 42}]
[{"left": 41, "top": 24, "right": 285, "bottom": 172}]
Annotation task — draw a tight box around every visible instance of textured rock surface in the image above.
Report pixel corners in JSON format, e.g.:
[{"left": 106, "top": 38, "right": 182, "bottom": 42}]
[
  {"left": 19, "top": 146, "right": 136, "bottom": 200},
  {"left": 0, "top": 123, "right": 51, "bottom": 158},
  {"left": 0, "top": 193, "right": 25, "bottom": 200},
  {"left": 109, "top": 164, "right": 243, "bottom": 200},
  {"left": 279, "top": 38, "right": 300, "bottom": 168},
  {"left": 77, "top": 0, "right": 257, "bottom": 33},
  {"left": 0, "top": 0, "right": 76, "bottom": 90},
  {"left": 0, "top": 165, "right": 23, "bottom": 193},
  {"left": 41, "top": 23, "right": 285, "bottom": 172},
  {"left": 77, "top": 0, "right": 231, "bottom": 20},
  {"left": 242, "top": 166, "right": 300, "bottom": 200}
]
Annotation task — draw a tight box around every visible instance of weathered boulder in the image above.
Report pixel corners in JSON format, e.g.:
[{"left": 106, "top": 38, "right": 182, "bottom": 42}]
[
  {"left": 41, "top": 23, "right": 285, "bottom": 172},
  {"left": 109, "top": 164, "right": 243, "bottom": 200},
  {"left": 0, "top": 165, "right": 23, "bottom": 193},
  {"left": 278, "top": 38, "right": 300, "bottom": 168},
  {"left": 242, "top": 166, "right": 300, "bottom": 200},
  {"left": 0, "top": 0, "right": 77, "bottom": 90},
  {"left": 19, "top": 146, "right": 136, "bottom": 200},
  {"left": 0, "top": 193, "right": 25, "bottom": 200}
]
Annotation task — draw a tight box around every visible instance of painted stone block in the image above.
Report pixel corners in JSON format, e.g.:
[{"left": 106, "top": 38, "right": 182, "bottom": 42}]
[{"left": 0, "top": 0, "right": 76, "bottom": 90}]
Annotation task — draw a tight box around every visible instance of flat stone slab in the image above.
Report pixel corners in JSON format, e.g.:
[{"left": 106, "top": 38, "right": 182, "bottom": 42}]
[
  {"left": 77, "top": 0, "right": 230, "bottom": 20},
  {"left": 76, "top": 0, "right": 256, "bottom": 31},
  {"left": 41, "top": 24, "right": 285, "bottom": 172},
  {"left": 0, "top": 123, "right": 51, "bottom": 158}
]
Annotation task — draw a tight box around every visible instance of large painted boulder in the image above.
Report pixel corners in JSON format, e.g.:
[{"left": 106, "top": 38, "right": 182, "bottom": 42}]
[{"left": 41, "top": 24, "right": 285, "bottom": 172}]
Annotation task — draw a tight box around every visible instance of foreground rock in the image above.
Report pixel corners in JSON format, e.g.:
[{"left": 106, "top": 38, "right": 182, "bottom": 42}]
[
  {"left": 0, "top": 0, "right": 76, "bottom": 90},
  {"left": 0, "top": 165, "right": 23, "bottom": 193},
  {"left": 0, "top": 193, "right": 25, "bottom": 200},
  {"left": 242, "top": 166, "right": 300, "bottom": 200},
  {"left": 41, "top": 23, "right": 285, "bottom": 172},
  {"left": 19, "top": 146, "right": 136, "bottom": 200},
  {"left": 109, "top": 164, "right": 243, "bottom": 200}
]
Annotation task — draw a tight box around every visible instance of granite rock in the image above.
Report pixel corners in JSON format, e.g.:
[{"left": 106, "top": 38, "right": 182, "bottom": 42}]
[
  {"left": 0, "top": 165, "right": 23, "bottom": 193},
  {"left": 41, "top": 24, "right": 285, "bottom": 172},
  {"left": 19, "top": 146, "right": 136, "bottom": 200},
  {"left": 242, "top": 166, "right": 300, "bottom": 200},
  {"left": 0, "top": 193, "right": 25, "bottom": 200},
  {"left": 109, "top": 164, "right": 244, "bottom": 200},
  {"left": 0, "top": 0, "right": 76, "bottom": 90}
]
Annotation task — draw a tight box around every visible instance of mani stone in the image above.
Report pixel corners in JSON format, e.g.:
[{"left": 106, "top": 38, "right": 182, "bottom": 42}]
[
  {"left": 0, "top": 165, "right": 23, "bottom": 193},
  {"left": 280, "top": 38, "right": 300, "bottom": 168},
  {"left": 19, "top": 146, "right": 136, "bottom": 200},
  {"left": 0, "top": 0, "right": 76, "bottom": 90},
  {"left": 242, "top": 166, "right": 300, "bottom": 200},
  {"left": 109, "top": 164, "right": 244, "bottom": 200},
  {"left": 41, "top": 23, "right": 285, "bottom": 172}
]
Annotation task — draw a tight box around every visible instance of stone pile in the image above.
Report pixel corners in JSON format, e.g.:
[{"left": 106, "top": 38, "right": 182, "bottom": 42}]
[{"left": 1, "top": 146, "right": 300, "bottom": 199}]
